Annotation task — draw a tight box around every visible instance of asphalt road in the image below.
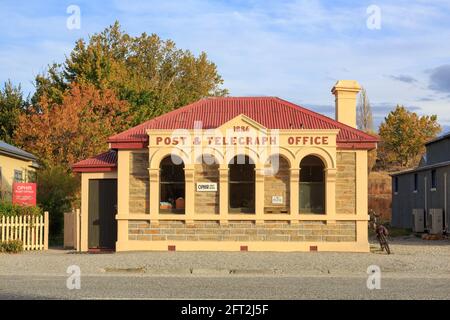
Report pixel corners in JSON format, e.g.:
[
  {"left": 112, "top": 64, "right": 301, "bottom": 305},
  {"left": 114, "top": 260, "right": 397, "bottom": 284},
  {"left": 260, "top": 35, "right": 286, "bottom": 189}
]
[{"left": 1, "top": 273, "right": 450, "bottom": 300}]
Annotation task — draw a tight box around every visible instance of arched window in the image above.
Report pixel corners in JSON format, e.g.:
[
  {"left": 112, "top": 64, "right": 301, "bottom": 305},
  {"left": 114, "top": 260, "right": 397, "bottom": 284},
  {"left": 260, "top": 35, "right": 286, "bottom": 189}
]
[
  {"left": 229, "top": 155, "right": 255, "bottom": 214},
  {"left": 299, "top": 155, "right": 325, "bottom": 214},
  {"left": 159, "top": 155, "right": 185, "bottom": 214}
]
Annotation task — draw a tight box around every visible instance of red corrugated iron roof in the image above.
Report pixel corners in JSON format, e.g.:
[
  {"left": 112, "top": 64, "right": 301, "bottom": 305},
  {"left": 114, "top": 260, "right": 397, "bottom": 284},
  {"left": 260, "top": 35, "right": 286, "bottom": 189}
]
[
  {"left": 108, "top": 97, "right": 378, "bottom": 148},
  {"left": 72, "top": 150, "right": 117, "bottom": 172}
]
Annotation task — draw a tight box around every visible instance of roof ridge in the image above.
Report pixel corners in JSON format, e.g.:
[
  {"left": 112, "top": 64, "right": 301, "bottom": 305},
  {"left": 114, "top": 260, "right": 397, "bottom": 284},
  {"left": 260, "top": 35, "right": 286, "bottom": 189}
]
[
  {"left": 273, "top": 97, "right": 378, "bottom": 141},
  {"left": 107, "top": 96, "right": 379, "bottom": 145}
]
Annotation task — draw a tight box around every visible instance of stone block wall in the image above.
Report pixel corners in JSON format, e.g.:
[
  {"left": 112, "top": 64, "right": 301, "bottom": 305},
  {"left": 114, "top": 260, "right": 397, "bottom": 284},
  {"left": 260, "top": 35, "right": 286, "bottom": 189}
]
[
  {"left": 129, "top": 152, "right": 150, "bottom": 214},
  {"left": 194, "top": 162, "right": 220, "bottom": 214},
  {"left": 264, "top": 157, "right": 290, "bottom": 210},
  {"left": 336, "top": 152, "right": 356, "bottom": 214},
  {"left": 128, "top": 220, "right": 356, "bottom": 242}
]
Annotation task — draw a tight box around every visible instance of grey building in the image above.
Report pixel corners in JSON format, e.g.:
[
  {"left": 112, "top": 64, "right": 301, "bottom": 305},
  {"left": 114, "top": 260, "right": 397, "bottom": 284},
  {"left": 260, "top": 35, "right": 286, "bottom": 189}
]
[{"left": 391, "top": 133, "right": 450, "bottom": 232}]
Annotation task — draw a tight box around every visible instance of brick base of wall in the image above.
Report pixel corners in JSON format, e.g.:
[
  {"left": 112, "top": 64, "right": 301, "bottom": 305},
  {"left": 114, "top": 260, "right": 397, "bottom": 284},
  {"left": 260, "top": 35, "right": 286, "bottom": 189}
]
[{"left": 128, "top": 220, "right": 356, "bottom": 242}]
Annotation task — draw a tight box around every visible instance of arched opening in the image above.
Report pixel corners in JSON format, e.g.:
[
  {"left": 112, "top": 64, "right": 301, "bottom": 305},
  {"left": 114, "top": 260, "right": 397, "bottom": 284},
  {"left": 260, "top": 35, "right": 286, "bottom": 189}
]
[
  {"left": 264, "top": 154, "right": 290, "bottom": 214},
  {"left": 159, "top": 155, "right": 185, "bottom": 214},
  {"left": 195, "top": 154, "right": 219, "bottom": 214},
  {"left": 299, "top": 155, "right": 325, "bottom": 214},
  {"left": 229, "top": 155, "right": 255, "bottom": 214}
]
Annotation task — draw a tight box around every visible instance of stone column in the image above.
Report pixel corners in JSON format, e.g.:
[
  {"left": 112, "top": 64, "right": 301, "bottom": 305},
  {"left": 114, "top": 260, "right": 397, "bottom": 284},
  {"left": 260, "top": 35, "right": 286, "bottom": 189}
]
[
  {"left": 184, "top": 164, "right": 195, "bottom": 225},
  {"left": 255, "top": 164, "right": 265, "bottom": 225},
  {"left": 325, "top": 168, "right": 337, "bottom": 223},
  {"left": 290, "top": 168, "right": 300, "bottom": 224},
  {"left": 148, "top": 168, "right": 160, "bottom": 227},
  {"left": 219, "top": 165, "right": 229, "bottom": 225}
]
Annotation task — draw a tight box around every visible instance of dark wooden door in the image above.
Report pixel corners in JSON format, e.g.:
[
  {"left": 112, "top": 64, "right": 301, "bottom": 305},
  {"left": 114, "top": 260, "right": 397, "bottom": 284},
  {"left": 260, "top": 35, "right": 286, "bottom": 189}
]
[{"left": 88, "top": 179, "right": 117, "bottom": 249}]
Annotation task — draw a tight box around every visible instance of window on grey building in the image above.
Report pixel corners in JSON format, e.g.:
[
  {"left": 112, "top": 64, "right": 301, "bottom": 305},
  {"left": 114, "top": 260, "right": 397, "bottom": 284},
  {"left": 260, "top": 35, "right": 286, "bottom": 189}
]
[
  {"left": 431, "top": 170, "right": 437, "bottom": 189},
  {"left": 394, "top": 177, "right": 399, "bottom": 193},
  {"left": 414, "top": 173, "right": 418, "bottom": 192},
  {"left": 14, "top": 170, "right": 23, "bottom": 182}
]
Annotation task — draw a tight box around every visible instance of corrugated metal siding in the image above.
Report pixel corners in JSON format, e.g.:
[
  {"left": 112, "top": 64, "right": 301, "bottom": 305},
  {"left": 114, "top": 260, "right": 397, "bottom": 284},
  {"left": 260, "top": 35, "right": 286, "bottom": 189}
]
[
  {"left": 108, "top": 97, "right": 378, "bottom": 144},
  {"left": 392, "top": 166, "right": 450, "bottom": 229}
]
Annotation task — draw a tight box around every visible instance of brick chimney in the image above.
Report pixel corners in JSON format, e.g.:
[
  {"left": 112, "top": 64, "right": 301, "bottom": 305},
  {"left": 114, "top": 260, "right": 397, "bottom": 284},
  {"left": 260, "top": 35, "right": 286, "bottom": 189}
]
[{"left": 331, "top": 80, "right": 361, "bottom": 128}]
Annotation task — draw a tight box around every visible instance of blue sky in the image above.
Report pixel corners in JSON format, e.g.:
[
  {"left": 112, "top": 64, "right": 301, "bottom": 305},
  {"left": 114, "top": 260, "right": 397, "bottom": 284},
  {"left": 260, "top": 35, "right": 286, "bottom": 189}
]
[{"left": 1, "top": 0, "right": 450, "bottom": 131}]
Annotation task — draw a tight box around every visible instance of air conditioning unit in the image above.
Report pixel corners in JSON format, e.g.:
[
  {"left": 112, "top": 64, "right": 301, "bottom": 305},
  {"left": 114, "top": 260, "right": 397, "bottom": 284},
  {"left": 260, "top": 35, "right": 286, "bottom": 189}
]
[
  {"left": 412, "top": 208, "right": 425, "bottom": 233},
  {"left": 427, "top": 208, "right": 444, "bottom": 235}
]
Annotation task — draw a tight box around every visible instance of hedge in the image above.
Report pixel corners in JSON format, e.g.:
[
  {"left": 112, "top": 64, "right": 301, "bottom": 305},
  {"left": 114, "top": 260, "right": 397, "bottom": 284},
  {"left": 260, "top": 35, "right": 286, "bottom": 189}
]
[
  {"left": 0, "top": 239, "right": 24, "bottom": 253},
  {"left": 0, "top": 201, "right": 43, "bottom": 217}
]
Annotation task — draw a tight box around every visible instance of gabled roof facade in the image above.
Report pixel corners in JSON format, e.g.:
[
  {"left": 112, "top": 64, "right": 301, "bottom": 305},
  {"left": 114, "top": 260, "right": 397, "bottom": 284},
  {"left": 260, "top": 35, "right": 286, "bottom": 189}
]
[
  {"left": 73, "top": 96, "right": 378, "bottom": 172},
  {"left": 0, "top": 140, "right": 37, "bottom": 161},
  {"left": 72, "top": 150, "right": 117, "bottom": 172},
  {"left": 108, "top": 97, "right": 378, "bottom": 149}
]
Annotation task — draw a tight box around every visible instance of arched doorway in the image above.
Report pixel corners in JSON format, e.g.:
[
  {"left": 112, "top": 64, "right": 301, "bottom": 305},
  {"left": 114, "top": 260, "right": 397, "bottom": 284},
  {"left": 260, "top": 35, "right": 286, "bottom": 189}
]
[
  {"left": 229, "top": 155, "right": 255, "bottom": 214},
  {"left": 299, "top": 155, "right": 325, "bottom": 214}
]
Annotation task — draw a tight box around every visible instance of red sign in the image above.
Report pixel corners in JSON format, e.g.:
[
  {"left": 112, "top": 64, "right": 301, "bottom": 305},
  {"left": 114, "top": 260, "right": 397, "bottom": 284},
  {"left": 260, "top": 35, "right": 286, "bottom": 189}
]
[{"left": 12, "top": 183, "right": 37, "bottom": 206}]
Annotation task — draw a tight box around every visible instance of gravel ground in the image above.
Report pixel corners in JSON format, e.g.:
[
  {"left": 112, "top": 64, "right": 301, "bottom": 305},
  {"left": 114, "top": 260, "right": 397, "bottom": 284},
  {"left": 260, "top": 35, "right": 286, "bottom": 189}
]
[{"left": 1, "top": 237, "right": 449, "bottom": 278}]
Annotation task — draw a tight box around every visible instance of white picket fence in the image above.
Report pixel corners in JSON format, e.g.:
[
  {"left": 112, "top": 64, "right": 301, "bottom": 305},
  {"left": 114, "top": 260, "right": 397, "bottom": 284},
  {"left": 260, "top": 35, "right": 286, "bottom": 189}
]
[{"left": 0, "top": 212, "right": 49, "bottom": 250}]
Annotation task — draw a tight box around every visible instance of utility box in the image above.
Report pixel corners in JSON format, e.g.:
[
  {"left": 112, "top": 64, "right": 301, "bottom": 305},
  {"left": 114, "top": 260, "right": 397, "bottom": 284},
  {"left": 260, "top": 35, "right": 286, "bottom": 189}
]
[
  {"left": 412, "top": 208, "right": 425, "bottom": 233},
  {"left": 428, "top": 209, "right": 444, "bottom": 235}
]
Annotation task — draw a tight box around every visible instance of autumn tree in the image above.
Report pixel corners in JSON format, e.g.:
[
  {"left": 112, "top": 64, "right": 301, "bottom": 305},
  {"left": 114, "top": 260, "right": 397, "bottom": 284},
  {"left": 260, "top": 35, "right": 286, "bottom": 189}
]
[
  {"left": 15, "top": 82, "right": 130, "bottom": 168},
  {"left": 0, "top": 80, "right": 27, "bottom": 143},
  {"left": 378, "top": 105, "right": 441, "bottom": 168},
  {"left": 34, "top": 21, "right": 227, "bottom": 125}
]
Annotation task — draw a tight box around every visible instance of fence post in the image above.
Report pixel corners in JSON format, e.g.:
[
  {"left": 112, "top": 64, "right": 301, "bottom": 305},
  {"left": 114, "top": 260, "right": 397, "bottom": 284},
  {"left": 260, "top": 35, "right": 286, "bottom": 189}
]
[
  {"left": 44, "top": 211, "right": 49, "bottom": 250},
  {"left": 76, "top": 208, "right": 81, "bottom": 252}
]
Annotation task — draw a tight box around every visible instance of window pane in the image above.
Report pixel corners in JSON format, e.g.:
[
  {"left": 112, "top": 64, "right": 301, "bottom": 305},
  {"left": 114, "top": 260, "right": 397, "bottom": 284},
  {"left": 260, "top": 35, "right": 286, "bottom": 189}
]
[
  {"left": 229, "top": 183, "right": 255, "bottom": 212},
  {"left": 229, "top": 163, "right": 255, "bottom": 182},
  {"left": 14, "top": 170, "right": 23, "bottom": 182},
  {"left": 300, "top": 156, "right": 325, "bottom": 214},
  {"left": 159, "top": 156, "right": 185, "bottom": 213},
  {"left": 300, "top": 165, "right": 324, "bottom": 182},
  {"left": 299, "top": 182, "right": 325, "bottom": 213},
  {"left": 228, "top": 156, "right": 255, "bottom": 213}
]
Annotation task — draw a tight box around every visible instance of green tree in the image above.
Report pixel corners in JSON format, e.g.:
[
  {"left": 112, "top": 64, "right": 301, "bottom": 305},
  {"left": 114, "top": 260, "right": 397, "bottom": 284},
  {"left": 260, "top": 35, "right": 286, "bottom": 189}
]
[
  {"left": 32, "top": 63, "right": 67, "bottom": 107},
  {"left": 35, "top": 21, "right": 227, "bottom": 125},
  {"left": 0, "top": 80, "right": 26, "bottom": 143},
  {"left": 378, "top": 105, "right": 441, "bottom": 168},
  {"left": 36, "top": 166, "right": 79, "bottom": 242}
]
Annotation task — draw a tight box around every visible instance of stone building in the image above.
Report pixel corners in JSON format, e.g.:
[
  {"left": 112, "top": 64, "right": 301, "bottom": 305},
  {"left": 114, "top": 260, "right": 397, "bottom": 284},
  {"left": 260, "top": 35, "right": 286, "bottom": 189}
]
[{"left": 72, "top": 80, "right": 378, "bottom": 252}]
